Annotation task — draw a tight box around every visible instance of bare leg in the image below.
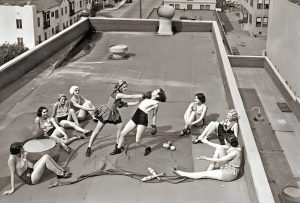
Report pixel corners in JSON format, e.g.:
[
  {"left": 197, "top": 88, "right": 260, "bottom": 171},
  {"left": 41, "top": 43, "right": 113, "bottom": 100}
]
[
  {"left": 68, "top": 109, "right": 80, "bottom": 125},
  {"left": 207, "top": 147, "right": 226, "bottom": 171},
  {"left": 174, "top": 169, "right": 224, "bottom": 181},
  {"left": 196, "top": 121, "right": 219, "bottom": 141},
  {"left": 60, "top": 120, "right": 88, "bottom": 134},
  {"left": 88, "top": 121, "right": 105, "bottom": 148},
  {"left": 49, "top": 134, "right": 71, "bottom": 153},
  {"left": 117, "top": 120, "right": 136, "bottom": 149},
  {"left": 115, "top": 123, "right": 123, "bottom": 145},
  {"left": 136, "top": 125, "right": 147, "bottom": 147},
  {"left": 31, "top": 154, "right": 64, "bottom": 184},
  {"left": 77, "top": 109, "right": 87, "bottom": 121},
  {"left": 186, "top": 111, "right": 196, "bottom": 128},
  {"left": 82, "top": 100, "right": 95, "bottom": 117}
]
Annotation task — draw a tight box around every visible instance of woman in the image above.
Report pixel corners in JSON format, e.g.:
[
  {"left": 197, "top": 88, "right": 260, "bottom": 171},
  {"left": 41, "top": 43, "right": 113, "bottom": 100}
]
[
  {"left": 173, "top": 134, "right": 241, "bottom": 181},
  {"left": 180, "top": 93, "right": 207, "bottom": 136},
  {"left": 110, "top": 88, "right": 167, "bottom": 156},
  {"left": 85, "top": 80, "right": 143, "bottom": 157},
  {"left": 192, "top": 109, "right": 238, "bottom": 145},
  {"left": 2, "top": 142, "right": 72, "bottom": 195},
  {"left": 52, "top": 94, "right": 92, "bottom": 138},
  {"left": 69, "top": 85, "right": 96, "bottom": 121},
  {"left": 35, "top": 106, "right": 73, "bottom": 153}
]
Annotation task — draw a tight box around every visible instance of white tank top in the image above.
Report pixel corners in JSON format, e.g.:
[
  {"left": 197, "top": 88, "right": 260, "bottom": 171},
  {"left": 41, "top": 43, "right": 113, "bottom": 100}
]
[{"left": 138, "top": 99, "right": 159, "bottom": 114}]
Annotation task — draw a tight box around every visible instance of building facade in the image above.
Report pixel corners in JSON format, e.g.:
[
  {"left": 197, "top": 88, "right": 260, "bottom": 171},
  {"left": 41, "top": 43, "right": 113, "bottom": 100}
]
[
  {"left": 266, "top": 0, "right": 300, "bottom": 100},
  {"left": 0, "top": 0, "right": 92, "bottom": 49},
  {"left": 239, "top": 0, "right": 270, "bottom": 36},
  {"left": 164, "top": 0, "right": 216, "bottom": 11}
]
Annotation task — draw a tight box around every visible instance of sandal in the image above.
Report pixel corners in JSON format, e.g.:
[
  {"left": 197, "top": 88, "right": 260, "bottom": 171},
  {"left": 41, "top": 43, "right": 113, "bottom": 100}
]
[
  {"left": 192, "top": 139, "right": 203, "bottom": 144},
  {"left": 57, "top": 171, "right": 72, "bottom": 179},
  {"left": 179, "top": 128, "right": 187, "bottom": 137}
]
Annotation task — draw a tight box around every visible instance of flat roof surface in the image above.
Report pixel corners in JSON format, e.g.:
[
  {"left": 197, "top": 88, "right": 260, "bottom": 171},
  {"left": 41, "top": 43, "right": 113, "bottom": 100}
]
[{"left": 0, "top": 31, "right": 252, "bottom": 202}]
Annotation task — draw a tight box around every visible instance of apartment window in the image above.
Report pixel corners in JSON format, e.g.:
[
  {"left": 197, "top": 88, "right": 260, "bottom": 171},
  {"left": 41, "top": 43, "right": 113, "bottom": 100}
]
[
  {"left": 17, "top": 37, "right": 23, "bottom": 45},
  {"left": 262, "top": 17, "right": 268, "bottom": 27},
  {"left": 65, "top": 6, "right": 68, "bottom": 14},
  {"left": 51, "top": 12, "right": 54, "bottom": 17},
  {"left": 66, "top": 21, "right": 69, "bottom": 27},
  {"left": 243, "top": 13, "right": 248, "bottom": 23},
  {"left": 80, "top": 1, "right": 82, "bottom": 8},
  {"left": 249, "top": 13, "right": 252, "bottom": 24},
  {"left": 256, "top": 17, "right": 262, "bottom": 27},
  {"left": 52, "top": 28, "right": 55, "bottom": 34},
  {"left": 37, "top": 17, "right": 40, "bottom": 27},
  {"left": 250, "top": 0, "right": 253, "bottom": 7},
  {"left": 70, "top": 19, "right": 73, "bottom": 25},
  {"left": 206, "top": 5, "right": 210, "bottom": 10},
  {"left": 44, "top": 32, "right": 47, "bottom": 40},
  {"left": 38, "top": 35, "right": 42, "bottom": 43},
  {"left": 16, "top": 19, "right": 22, "bottom": 29},
  {"left": 169, "top": 4, "right": 174, "bottom": 7},
  {"left": 61, "top": 8, "right": 63, "bottom": 16},
  {"left": 264, "top": 0, "right": 269, "bottom": 9},
  {"left": 55, "top": 10, "right": 59, "bottom": 18},
  {"left": 187, "top": 4, "right": 192, "bottom": 10},
  {"left": 55, "top": 25, "right": 59, "bottom": 33},
  {"left": 175, "top": 4, "right": 179, "bottom": 9},
  {"left": 257, "top": 0, "right": 263, "bottom": 9},
  {"left": 200, "top": 5, "right": 205, "bottom": 10}
]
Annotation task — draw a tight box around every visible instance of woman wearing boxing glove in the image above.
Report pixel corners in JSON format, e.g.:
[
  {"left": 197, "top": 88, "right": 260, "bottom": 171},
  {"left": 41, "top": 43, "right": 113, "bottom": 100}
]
[
  {"left": 85, "top": 80, "right": 143, "bottom": 157},
  {"left": 110, "top": 88, "right": 167, "bottom": 156}
]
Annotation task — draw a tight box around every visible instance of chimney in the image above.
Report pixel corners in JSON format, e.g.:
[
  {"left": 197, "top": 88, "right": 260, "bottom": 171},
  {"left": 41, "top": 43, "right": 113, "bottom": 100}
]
[{"left": 157, "top": 5, "right": 175, "bottom": 36}]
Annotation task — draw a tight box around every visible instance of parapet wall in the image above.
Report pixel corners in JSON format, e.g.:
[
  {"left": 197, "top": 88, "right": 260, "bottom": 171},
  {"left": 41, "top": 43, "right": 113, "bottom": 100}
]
[{"left": 0, "top": 18, "right": 90, "bottom": 91}]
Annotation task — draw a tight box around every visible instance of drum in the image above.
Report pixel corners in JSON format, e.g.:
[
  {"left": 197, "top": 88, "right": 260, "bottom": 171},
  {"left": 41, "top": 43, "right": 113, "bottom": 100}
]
[{"left": 23, "top": 139, "right": 60, "bottom": 162}]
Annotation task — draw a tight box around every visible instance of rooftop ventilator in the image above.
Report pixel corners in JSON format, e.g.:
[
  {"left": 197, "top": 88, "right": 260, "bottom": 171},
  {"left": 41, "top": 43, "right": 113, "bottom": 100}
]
[{"left": 157, "top": 5, "right": 175, "bottom": 36}]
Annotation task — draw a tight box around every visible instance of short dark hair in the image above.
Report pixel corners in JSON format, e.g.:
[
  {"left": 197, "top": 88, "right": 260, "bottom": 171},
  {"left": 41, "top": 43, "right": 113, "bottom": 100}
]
[
  {"left": 37, "top": 106, "right": 47, "bottom": 117},
  {"left": 195, "top": 93, "right": 206, "bottom": 103},
  {"left": 10, "top": 142, "right": 23, "bottom": 155},
  {"left": 156, "top": 88, "right": 167, "bottom": 102},
  {"left": 226, "top": 134, "right": 239, "bottom": 147}
]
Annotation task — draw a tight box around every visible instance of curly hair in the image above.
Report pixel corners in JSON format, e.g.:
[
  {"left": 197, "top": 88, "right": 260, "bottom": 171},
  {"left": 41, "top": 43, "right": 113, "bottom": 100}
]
[
  {"left": 37, "top": 106, "right": 48, "bottom": 117},
  {"left": 10, "top": 142, "right": 23, "bottom": 155},
  {"left": 156, "top": 88, "right": 167, "bottom": 102}
]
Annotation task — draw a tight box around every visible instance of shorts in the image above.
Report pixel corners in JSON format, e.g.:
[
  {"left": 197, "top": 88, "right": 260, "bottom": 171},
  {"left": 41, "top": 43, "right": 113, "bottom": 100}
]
[
  {"left": 18, "top": 168, "right": 33, "bottom": 185},
  {"left": 131, "top": 108, "right": 148, "bottom": 126},
  {"left": 46, "top": 127, "right": 55, "bottom": 136},
  {"left": 57, "top": 115, "right": 68, "bottom": 124},
  {"left": 221, "top": 166, "right": 239, "bottom": 181}
]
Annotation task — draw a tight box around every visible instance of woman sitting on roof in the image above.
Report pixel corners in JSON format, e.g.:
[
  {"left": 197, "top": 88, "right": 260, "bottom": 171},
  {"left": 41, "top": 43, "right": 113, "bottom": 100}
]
[
  {"left": 173, "top": 134, "right": 242, "bottom": 181},
  {"left": 52, "top": 94, "right": 92, "bottom": 138},
  {"left": 179, "top": 93, "right": 207, "bottom": 136},
  {"left": 192, "top": 109, "right": 238, "bottom": 145},
  {"left": 69, "top": 85, "right": 96, "bottom": 121},
  {"left": 2, "top": 141, "right": 72, "bottom": 195}
]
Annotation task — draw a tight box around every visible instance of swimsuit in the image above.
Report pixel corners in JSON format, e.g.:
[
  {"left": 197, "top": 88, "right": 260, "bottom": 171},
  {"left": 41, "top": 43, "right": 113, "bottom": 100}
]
[
  {"left": 55, "top": 102, "right": 70, "bottom": 123},
  {"left": 217, "top": 120, "right": 237, "bottom": 145},
  {"left": 220, "top": 147, "right": 241, "bottom": 181},
  {"left": 17, "top": 168, "right": 33, "bottom": 185},
  {"left": 131, "top": 99, "right": 159, "bottom": 126},
  {"left": 39, "top": 118, "right": 55, "bottom": 136}
]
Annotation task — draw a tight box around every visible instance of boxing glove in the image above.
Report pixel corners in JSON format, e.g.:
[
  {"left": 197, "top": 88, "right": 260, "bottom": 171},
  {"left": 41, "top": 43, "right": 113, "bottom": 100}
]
[{"left": 142, "top": 91, "right": 152, "bottom": 99}]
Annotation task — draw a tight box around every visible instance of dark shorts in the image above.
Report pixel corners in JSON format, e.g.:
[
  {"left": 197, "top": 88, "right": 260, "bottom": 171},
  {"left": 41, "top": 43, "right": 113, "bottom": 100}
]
[
  {"left": 18, "top": 168, "right": 33, "bottom": 185},
  {"left": 46, "top": 127, "right": 55, "bottom": 136},
  {"left": 57, "top": 115, "right": 68, "bottom": 124},
  {"left": 131, "top": 108, "right": 148, "bottom": 126}
]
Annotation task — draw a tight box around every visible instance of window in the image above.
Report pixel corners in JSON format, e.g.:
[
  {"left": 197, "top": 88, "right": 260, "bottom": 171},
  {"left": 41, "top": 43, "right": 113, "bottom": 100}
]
[
  {"left": 55, "top": 25, "right": 59, "bottom": 33},
  {"left": 249, "top": 13, "right": 252, "bottom": 24},
  {"left": 200, "top": 5, "right": 205, "bottom": 10},
  {"left": 262, "top": 17, "right": 268, "bottom": 27},
  {"left": 175, "top": 4, "right": 179, "bottom": 9},
  {"left": 169, "top": 4, "right": 174, "bottom": 7},
  {"left": 37, "top": 17, "right": 40, "bottom": 27},
  {"left": 250, "top": 0, "right": 253, "bottom": 7},
  {"left": 243, "top": 12, "right": 248, "bottom": 23},
  {"left": 16, "top": 19, "right": 22, "bottom": 29},
  {"left": 17, "top": 37, "right": 23, "bottom": 45},
  {"left": 187, "top": 4, "right": 192, "bottom": 10},
  {"left": 55, "top": 10, "right": 59, "bottom": 18},
  {"left": 264, "top": 0, "right": 269, "bottom": 9},
  {"left": 61, "top": 8, "right": 63, "bottom": 16},
  {"left": 206, "top": 5, "right": 210, "bottom": 10},
  {"left": 256, "top": 17, "right": 262, "bottom": 27},
  {"left": 65, "top": 6, "right": 68, "bottom": 14},
  {"left": 44, "top": 32, "right": 47, "bottom": 40},
  {"left": 51, "top": 12, "right": 54, "bottom": 17},
  {"left": 70, "top": 19, "right": 73, "bottom": 25},
  {"left": 38, "top": 35, "right": 42, "bottom": 43},
  {"left": 52, "top": 28, "right": 55, "bottom": 34},
  {"left": 66, "top": 21, "right": 69, "bottom": 27},
  {"left": 257, "top": 0, "right": 263, "bottom": 9},
  {"left": 80, "top": 1, "right": 82, "bottom": 8}
]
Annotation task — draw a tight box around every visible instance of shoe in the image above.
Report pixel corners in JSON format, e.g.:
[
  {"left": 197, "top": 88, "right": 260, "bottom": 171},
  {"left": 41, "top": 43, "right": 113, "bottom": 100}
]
[
  {"left": 186, "top": 127, "right": 191, "bottom": 135},
  {"left": 144, "top": 146, "right": 151, "bottom": 156},
  {"left": 115, "top": 144, "right": 124, "bottom": 150},
  {"left": 92, "top": 115, "right": 98, "bottom": 123},
  {"left": 110, "top": 148, "right": 122, "bottom": 155},
  {"left": 179, "top": 128, "right": 187, "bottom": 137},
  {"left": 192, "top": 139, "right": 202, "bottom": 144},
  {"left": 57, "top": 171, "right": 72, "bottom": 179},
  {"left": 86, "top": 147, "right": 92, "bottom": 157},
  {"left": 84, "top": 129, "right": 92, "bottom": 137}
]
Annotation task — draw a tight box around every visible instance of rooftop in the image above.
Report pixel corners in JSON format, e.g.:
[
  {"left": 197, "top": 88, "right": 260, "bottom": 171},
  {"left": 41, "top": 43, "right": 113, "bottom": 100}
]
[{"left": 0, "top": 0, "right": 63, "bottom": 12}]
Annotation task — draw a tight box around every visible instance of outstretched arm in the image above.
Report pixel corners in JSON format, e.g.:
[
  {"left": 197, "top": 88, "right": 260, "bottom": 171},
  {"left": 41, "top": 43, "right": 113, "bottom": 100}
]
[
  {"left": 201, "top": 138, "right": 229, "bottom": 150},
  {"left": 51, "top": 103, "right": 58, "bottom": 118},
  {"left": 116, "top": 93, "right": 143, "bottom": 100},
  {"left": 197, "top": 150, "right": 238, "bottom": 163},
  {"left": 3, "top": 157, "right": 16, "bottom": 195}
]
